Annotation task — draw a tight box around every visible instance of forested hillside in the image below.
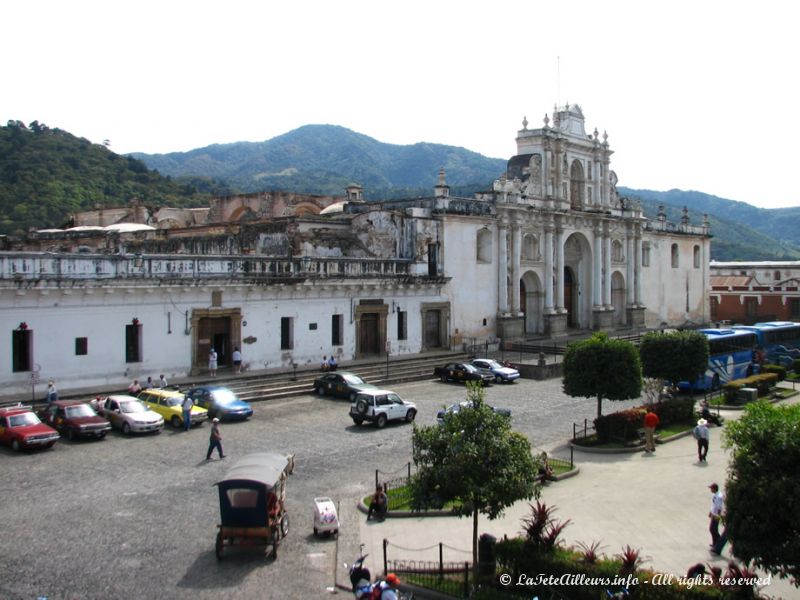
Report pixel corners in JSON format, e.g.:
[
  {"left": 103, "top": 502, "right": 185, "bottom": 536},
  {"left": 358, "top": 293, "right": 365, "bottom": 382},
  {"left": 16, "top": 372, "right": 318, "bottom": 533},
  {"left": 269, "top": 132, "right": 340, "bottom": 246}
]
[{"left": 0, "top": 121, "right": 209, "bottom": 235}]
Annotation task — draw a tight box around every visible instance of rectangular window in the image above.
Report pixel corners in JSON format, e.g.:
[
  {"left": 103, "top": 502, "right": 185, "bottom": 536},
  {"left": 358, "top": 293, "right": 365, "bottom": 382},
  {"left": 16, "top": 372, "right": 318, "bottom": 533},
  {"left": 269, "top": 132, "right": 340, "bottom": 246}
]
[
  {"left": 75, "top": 337, "right": 88, "bottom": 356},
  {"left": 331, "top": 314, "right": 343, "bottom": 346},
  {"left": 12, "top": 329, "right": 33, "bottom": 372},
  {"left": 428, "top": 243, "right": 438, "bottom": 277},
  {"left": 280, "top": 317, "right": 293, "bottom": 350},
  {"left": 641, "top": 244, "right": 651, "bottom": 268},
  {"left": 397, "top": 311, "right": 407, "bottom": 341},
  {"left": 125, "top": 324, "right": 142, "bottom": 363}
]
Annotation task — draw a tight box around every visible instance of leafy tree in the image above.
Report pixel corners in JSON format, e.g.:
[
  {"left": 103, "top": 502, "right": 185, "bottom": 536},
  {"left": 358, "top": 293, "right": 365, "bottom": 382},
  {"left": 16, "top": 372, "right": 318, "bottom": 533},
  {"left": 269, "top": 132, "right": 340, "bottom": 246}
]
[
  {"left": 409, "top": 381, "right": 540, "bottom": 583},
  {"left": 562, "top": 332, "right": 642, "bottom": 419},
  {"left": 638, "top": 330, "right": 709, "bottom": 386},
  {"left": 723, "top": 401, "right": 800, "bottom": 586}
]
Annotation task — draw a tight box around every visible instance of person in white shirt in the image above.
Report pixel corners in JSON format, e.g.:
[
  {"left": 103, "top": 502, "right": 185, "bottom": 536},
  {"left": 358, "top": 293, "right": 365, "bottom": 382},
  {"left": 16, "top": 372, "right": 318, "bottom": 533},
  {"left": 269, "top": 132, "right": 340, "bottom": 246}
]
[
  {"left": 182, "top": 394, "right": 194, "bottom": 432},
  {"left": 159, "top": 374, "right": 168, "bottom": 389},
  {"left": 708, "top": 483, "right": 725, "bottom": 550}
]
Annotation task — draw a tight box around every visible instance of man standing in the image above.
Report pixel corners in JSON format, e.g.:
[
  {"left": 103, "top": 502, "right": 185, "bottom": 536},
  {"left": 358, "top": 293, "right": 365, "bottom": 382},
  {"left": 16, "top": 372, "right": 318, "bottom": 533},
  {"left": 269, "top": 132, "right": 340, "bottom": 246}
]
[
  {"left": 182, "top": 394, "right": 194, "bottom": 432},
  {"left": 206, "top": 418, "right": 225, "bottom": 460},
  {"left": 232, "top": 347, "right": 242, "bottom": 374},
  {"left": 159, "top": 374, "right": 168, "bottom": 389},
  {"left": 708, "top": 483, "right": 724, "bottom": 550},
  {"left": 693, "top": 418, "right": 710, "bottom": 462},
  {"left": 46, "top": 380, "right": 58, "bottom": 403},
  {"left": 643, "top": 408, "right": 659, "bottom": 453}
]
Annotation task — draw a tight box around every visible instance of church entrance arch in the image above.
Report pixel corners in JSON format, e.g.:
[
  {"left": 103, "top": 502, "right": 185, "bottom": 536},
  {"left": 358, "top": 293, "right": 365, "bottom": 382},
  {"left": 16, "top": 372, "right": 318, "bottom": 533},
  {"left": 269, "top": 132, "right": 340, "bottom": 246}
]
[
  {"left": 611, "top": 271, "right": 626, "bottom": 326},
  {"left": 191, "top": 308, "right": 242, "bottom": 374},
  {"left": 521, "top": 271, "right": 543, "bottom": 335},
  {"left": 562, "top": 232, "right": 593, "bottom": 329}
]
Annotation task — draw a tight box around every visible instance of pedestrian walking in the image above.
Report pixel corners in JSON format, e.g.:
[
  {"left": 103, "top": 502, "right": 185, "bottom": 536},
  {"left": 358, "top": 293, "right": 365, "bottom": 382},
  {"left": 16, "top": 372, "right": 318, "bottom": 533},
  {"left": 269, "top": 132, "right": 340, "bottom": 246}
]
[
  {"left": 159, "top": 374, "right": 168, "bottom": 389},
  {"left": 708, "top": 483, "right": 724, "bottom": 550},
  {"left": 46, "top": 380, "right": 58, "bottom": 403},
  {"left": 643, "top": 408, "right": 659, "bottom": 453},
  {"left": 693, "top": 418, "right": 710, "bottom": 462},
  {"left": 206, "top": 418, "right": 225, "bottom": 460},
  {"left": 232, "top": 347, "right": 242, "bottom": 374},
  {"left": 208, "top": 348, "right": 218, "bottom": 377},
  {"left": 182, "top": 394, "right": 194, "bottom": 432}
]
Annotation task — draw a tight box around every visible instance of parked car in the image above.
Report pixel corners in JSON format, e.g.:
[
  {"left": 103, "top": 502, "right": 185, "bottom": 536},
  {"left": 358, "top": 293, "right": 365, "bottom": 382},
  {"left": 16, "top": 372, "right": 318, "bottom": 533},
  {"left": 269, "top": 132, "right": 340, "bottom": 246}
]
[
  {"left": 313, "top": 371, "right": 377, "bottom": 400},
  {"left": 137, "top": 388, "right": 208, "bottom": 429},
  {"left": 97, "top": 395, "right": 164, "bottom": 435},
  {"left": 185, "top": 386, "right": 253, "bottom": 421},
  {"left": 436, "top": 400, "right": 512, "bottom": 425},
  {"left": 38, "top": 400, "right": 111, "bottom": 441},
  {"left": 349, "top": 389, "right": 417, "bottom": 428},
  {"left": 470, "top": 358, "right": 521, "bottom": 384},
  {"left": 0, "top": 404, "right": 61, "bottom": 451},
  {"left": 433, "top": 362, "right": 494, "bottom": 385}
]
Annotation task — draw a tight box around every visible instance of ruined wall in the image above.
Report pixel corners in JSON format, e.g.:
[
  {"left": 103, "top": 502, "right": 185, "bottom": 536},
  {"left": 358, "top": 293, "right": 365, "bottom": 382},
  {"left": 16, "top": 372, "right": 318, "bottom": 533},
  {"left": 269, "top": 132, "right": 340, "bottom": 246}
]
[{"left": 207, "top": 191, "right": 343, "bottom": 223}]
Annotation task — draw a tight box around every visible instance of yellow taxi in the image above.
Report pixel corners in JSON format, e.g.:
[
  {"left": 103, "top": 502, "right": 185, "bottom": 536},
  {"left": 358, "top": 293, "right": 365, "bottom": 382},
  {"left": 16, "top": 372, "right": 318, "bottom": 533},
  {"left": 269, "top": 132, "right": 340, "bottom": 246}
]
[{"left": 137, "top": 388, "right": 208, "bottom": 429}]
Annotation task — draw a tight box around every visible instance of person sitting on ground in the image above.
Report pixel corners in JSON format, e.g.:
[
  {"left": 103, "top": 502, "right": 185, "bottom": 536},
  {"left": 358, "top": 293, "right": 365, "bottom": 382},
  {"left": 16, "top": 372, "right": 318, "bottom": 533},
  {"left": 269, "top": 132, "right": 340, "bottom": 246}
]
[
  {"left": 537, "top": 451, "right": 555, "bottom": 481},
  {"left": 320, "top": 356, "right": 329, "bottom": 372},
  {"left": 366, "top": 484, "right": 388, "bottom": 521},
  {"left": 127, "top": 379, "right": 142, "bottom": 394},
  {"left": 700, "top": 399, "right": 723, "bottom": 427},
  {"left": 327, "top": 355, "right": 338, "bottom": 371}
]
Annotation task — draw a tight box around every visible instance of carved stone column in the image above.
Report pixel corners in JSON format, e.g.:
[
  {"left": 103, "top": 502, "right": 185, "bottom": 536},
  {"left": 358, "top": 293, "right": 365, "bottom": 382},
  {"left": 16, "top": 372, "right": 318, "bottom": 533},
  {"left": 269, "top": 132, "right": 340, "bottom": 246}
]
[
  {"left": 603, "top": 229, "right": 612, "bottom": 308},
  {"left": 555, "top": 227, "right": 565, "bottom": 312},
  {"left": 544, "top": 225, "right": 554, "bottom": 312},
  {"left": 593, "top": 224, "right": 603, "bottom": 308},
  {"left": 498, "top": 223, "right": 508, "bottom": 314},
  {"left": 626, "top": 225, "right": 635, "bottom": 306}
]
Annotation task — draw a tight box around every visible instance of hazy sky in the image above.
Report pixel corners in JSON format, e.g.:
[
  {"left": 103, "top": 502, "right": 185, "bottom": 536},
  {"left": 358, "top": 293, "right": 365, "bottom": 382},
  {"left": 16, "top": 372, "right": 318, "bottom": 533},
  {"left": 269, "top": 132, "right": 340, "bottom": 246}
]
[{"left": 3, "top": 0, "right": 797, "bottom": 209}]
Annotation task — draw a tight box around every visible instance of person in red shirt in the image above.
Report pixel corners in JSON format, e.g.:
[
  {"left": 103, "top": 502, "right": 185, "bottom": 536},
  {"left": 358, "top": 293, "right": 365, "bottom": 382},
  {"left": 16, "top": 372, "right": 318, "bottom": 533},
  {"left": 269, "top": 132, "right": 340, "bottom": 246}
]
[{"left": 643, "top": 409, "right": 660, "bottom": 453}]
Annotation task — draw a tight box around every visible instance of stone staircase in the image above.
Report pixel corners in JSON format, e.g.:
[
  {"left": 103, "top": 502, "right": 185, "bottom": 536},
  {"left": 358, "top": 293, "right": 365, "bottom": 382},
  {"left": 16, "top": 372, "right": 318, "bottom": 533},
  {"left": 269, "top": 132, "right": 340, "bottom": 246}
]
[{"left": 195, "top": 350, "right": 471, "bottom": 403}]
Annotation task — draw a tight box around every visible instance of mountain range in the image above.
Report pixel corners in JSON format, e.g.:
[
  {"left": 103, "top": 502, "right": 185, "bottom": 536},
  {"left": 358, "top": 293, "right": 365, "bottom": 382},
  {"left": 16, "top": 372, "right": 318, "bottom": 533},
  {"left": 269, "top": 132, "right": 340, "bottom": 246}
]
[{"left": 3, "top": 120, "right": 799, "bottom": 261}]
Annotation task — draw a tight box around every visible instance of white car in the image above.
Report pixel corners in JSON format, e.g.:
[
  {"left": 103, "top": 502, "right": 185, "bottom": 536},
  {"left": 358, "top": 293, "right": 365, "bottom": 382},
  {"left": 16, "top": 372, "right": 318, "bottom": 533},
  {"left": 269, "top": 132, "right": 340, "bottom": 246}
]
[
  {"left": 470, "top": 358, "right": 521, "bottom": 383},
  {"left": 97, "top": 395, "right": 164, "bottom": 435},
  {"left": 349, "top": 390, "right": 417, "bottom": 428}
]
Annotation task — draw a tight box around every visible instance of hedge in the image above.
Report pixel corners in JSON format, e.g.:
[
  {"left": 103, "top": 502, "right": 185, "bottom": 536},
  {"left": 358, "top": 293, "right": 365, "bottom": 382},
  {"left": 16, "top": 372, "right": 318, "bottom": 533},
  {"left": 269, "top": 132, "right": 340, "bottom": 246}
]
[{"left": 722, "top": 373, "right": 779, "bottom": 402}]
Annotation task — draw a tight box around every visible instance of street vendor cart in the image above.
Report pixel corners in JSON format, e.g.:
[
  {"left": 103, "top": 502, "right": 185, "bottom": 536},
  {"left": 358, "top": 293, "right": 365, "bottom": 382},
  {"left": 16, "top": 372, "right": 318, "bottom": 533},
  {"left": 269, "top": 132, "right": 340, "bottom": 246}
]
[{"left": 214, "top": 452, "right": 293, "bottom": 560}]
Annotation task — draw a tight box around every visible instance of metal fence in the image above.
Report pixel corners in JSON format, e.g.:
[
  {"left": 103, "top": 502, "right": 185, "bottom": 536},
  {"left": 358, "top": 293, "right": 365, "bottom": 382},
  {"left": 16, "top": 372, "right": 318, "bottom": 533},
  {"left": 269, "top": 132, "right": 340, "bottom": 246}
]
[{"left": 375, "top": 462, "right": 414, "bottom": 511}]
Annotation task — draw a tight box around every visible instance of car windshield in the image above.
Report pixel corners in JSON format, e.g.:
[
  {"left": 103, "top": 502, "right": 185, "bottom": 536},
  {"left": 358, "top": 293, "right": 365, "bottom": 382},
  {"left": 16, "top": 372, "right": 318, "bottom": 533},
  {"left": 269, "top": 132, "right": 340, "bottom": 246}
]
[
  {"left": 342, "top": 374, "right": 366, "bottom": 385},
  {"left": 120, "top": 401, "right": 147, "bottom": 414},
  {"left": 164, "top": 397, "right": 181, "bottom": 407},
  {"left": 210, "top": 390, "right": 238, "bottom": 405},
  {"left": 65, "top": 404, "right": 96, "bottom": 418},
  {"left": 8, "top": 412, "right": 40, "bottom": 427}
]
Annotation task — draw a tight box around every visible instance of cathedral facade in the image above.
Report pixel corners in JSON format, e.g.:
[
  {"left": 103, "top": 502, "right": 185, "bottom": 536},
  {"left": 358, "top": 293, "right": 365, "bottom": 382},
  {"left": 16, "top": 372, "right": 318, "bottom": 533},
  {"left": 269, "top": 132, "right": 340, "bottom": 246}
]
[{"left": 0, "top": 105, "right": 710, "bottom": 396}]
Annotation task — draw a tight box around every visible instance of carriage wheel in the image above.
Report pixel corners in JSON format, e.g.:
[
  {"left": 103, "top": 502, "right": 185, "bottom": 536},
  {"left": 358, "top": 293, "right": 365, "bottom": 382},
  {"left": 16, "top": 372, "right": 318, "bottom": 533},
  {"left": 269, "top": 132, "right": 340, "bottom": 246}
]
[
  {"left": 215, "top": 531, "right": 223, "bottom": 561},
  {"left": 280, "top": 513, "right": 290, "bottom": 538}
]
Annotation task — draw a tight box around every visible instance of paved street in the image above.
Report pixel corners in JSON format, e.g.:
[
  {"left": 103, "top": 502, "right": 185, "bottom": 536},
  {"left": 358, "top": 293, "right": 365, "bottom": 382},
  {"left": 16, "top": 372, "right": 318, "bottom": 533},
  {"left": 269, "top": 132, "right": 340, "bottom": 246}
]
[{"left": 1, "top": 375, "right": 635, "bottom": 600}]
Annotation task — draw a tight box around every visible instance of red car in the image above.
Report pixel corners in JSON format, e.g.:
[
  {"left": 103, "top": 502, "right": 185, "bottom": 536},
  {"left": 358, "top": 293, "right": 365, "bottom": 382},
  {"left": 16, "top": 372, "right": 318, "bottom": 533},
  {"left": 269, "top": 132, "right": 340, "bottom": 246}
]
[
  {"left": 0, "top": 404, "right": 60, "bottom": 451},
  {"left": 38, "top": 400, "right": 111, "bottom": 441}
]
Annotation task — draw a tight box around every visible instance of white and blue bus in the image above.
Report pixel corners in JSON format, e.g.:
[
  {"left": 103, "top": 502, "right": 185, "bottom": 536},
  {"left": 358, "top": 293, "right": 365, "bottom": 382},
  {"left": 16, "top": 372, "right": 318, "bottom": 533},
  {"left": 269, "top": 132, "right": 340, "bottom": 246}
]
[
  {"left": 678, "top": 328, "right": 758, "bottom": 391},
  {"left": 731, "top": 321, "right": 800, "bottom": 367}
]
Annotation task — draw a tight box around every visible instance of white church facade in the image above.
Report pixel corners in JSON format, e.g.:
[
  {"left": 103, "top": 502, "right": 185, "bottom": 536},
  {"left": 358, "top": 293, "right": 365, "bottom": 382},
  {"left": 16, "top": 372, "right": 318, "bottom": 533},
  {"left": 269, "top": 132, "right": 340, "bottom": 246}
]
[{"left": 0, "top": 105, "right": 710, "bottom": 396}]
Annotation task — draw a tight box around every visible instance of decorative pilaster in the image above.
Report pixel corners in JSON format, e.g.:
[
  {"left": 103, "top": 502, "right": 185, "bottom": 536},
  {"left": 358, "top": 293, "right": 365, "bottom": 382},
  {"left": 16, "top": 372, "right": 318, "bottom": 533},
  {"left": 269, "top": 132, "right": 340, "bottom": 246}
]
[
  {"left": 511, "top": 224, "right": 521, "bottom": 315},
  {"left": 544, "top": 225, "right": 554, "bottom": 312},
  {"left": 498, "top": 224, "right": 508, "bottom": 314},
  {"left": 555, "top": 226, "right": 565, "bottom": 312}
]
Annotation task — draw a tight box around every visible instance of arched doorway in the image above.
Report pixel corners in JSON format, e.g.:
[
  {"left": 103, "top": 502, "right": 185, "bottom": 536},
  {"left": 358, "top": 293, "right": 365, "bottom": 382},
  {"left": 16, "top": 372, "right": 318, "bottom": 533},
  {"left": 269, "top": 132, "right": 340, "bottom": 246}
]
[
  {"left": 562, "top": 232, "right": 594, "bottom": 329},
  {"left": 611, "top": 271, "right": 626, "bottom": 326},
  {"left": 521, "top": 271, "right": 543, "bottom": 335},
  {"left": 564, "top": 267, "right": 575, "bottom": 327}
]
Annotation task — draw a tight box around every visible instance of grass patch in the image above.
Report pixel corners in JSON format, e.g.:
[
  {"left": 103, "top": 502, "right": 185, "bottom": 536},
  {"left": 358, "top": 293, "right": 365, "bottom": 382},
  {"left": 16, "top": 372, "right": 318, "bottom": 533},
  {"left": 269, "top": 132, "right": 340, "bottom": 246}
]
[
  {"left": 656, "top": 419, "right": 695, "bottom": 438},
  {"left": 363, "top": 485, "right": 461, "bottom": 512}
]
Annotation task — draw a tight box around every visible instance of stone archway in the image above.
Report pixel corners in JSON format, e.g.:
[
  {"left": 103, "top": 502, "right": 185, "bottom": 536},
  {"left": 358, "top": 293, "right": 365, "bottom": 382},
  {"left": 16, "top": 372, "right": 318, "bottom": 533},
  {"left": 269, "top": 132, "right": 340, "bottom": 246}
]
[
  {"left": 563, "top": 232, "right": 593, "bottom": 329},
  {"left": 521, "top": 270, "right": 543, "bottom": 335}
]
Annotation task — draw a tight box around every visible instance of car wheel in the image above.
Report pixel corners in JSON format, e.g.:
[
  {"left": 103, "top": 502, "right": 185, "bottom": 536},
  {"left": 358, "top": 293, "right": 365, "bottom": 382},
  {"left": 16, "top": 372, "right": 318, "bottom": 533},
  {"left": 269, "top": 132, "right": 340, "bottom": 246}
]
[
  {"left": 352, "top": 418, "right": 363, "bottom": 426},
  {"left": 356, "top": 400, "right": 368, "bottom": 415},
  {"left": 440, "top": 374, "right": 447, "bottom": 383},
  {"left": 316, "top": 386, "right": 325, "bottom": 396},
  {"left": 405, "top": 409, "right": 417, "bottom": 423},
  {"left": 122, "top": 422, "right": 132, "bottom": 435},
  {"left": 67, "top": 428, "right": 76, "bottom": 441},
  {"left": 11, "top": 439, "right": 21, "bottom": 452},
  {"left": 376, "top": 414, "right": 387, "bottom": 428},
  {"left": 171, "top": 416, "right": 182, "bottom": 428},
  {"left": 495, "top": 375, "right": 503, "bottom": 384}
]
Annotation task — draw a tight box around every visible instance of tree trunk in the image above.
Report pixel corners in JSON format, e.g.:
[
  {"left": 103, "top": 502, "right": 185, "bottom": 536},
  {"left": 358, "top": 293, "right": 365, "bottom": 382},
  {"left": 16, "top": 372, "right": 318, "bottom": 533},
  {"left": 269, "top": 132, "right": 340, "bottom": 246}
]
[
  {"left": 472, "top": 508, "right": 478, "bottom": 586},
  {"left": 596, "top": 394, "right": 603, "bottom": 420}
]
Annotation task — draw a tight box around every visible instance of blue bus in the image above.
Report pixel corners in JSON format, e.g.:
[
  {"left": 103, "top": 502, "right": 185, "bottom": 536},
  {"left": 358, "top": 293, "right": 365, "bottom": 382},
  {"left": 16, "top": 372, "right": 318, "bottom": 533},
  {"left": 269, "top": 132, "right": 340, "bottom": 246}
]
[
  {"left": 678, "top": 328, "right": 758, "bottom": 391},
  {"left": 732, "top": 321, "right": 800, "bottom": 367}
]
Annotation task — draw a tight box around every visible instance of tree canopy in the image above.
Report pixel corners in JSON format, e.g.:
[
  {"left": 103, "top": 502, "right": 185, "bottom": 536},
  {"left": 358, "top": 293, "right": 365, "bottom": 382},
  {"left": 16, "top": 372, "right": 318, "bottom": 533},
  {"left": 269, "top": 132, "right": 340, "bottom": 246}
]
[
  {"left": 723, "top": 401, "right": 800, "bottom": 586},
  {"left": 409, "top": 382, "right": 540, "bottom": 583},
  {"left": 638, "top": 330, "right": 709, "bottom": 385},
  {"left": 562, "top": 333, "right": 642, "bottom": 419}
]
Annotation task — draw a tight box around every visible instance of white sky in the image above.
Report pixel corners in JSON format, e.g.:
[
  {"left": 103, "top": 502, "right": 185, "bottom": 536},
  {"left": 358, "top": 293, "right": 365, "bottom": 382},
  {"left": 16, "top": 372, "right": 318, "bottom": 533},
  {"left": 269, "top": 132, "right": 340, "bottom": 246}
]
[{"left": 3, "top": 0, "right": 798, "bottom": 209}]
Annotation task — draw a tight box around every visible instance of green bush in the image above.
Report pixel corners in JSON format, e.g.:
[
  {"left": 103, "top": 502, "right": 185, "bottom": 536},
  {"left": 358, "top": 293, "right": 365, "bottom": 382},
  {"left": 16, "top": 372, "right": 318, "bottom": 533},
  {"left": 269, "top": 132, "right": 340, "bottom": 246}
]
[
  {"left": 650, "top": 395, "right": 694, "bottom": 425},
  {"left": 594, "top": 408, "right": 644, "bottom": 442},
  {"left": 723, "top": 373, "right": 779, "bottom": 402},
  {"left": 793, "top": 358, "right": 800, "bottom": 373},
  {"left": 759, "top": 363, "right": 786, "bottom": 381}
]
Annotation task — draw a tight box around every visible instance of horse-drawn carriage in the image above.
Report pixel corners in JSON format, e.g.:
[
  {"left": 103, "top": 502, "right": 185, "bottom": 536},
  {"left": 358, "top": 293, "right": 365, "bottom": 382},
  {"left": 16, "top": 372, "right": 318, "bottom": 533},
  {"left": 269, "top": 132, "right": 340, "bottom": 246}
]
[{"left": 214, "top": 452, "right": 294, "bottom": 560}]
